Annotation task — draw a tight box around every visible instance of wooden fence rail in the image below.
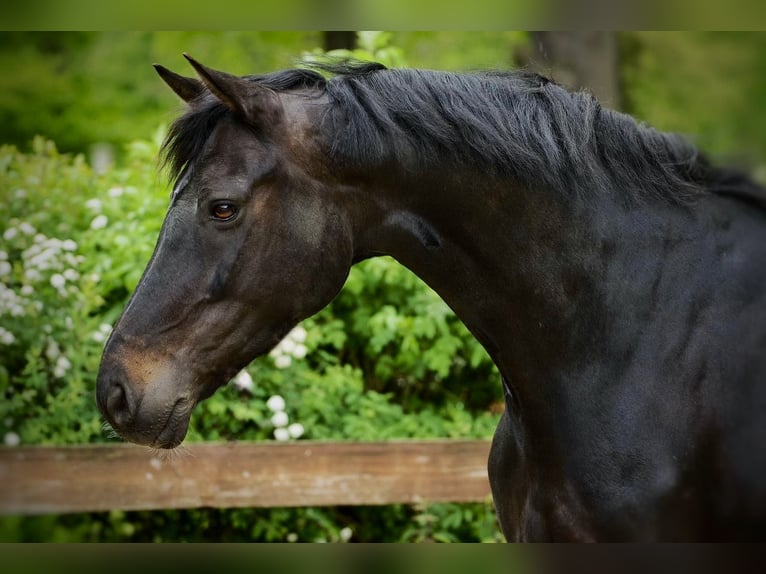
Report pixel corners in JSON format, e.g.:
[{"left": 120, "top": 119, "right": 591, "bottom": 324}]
[{"left": 0, "top": 440, "right": 493, "bottom": 515}]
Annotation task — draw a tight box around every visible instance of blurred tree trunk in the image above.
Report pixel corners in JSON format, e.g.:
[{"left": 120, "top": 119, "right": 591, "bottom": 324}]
[
  {"left": 521, "top": 32, "right": 621, "bottom": 109},
  {"left": 323, "top": 31, "right": 356, "bottom": 51}
]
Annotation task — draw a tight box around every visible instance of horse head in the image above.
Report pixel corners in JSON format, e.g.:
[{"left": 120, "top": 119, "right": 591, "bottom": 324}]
[{"left": 96, "top": 56, "right": 355, "bottom": 447}]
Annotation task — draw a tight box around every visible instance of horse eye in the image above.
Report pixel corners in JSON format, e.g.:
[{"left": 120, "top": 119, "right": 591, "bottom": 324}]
[{"left": 211, "top": 203, "right": 237, "bottom": 221}]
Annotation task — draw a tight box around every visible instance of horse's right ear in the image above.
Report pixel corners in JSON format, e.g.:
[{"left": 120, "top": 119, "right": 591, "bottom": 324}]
[
  {"left": 182, "top": 53, "right": 281, "bottom": 126},
  {"left": 153, "top": 64, "right": 204, "bottom": 103}
]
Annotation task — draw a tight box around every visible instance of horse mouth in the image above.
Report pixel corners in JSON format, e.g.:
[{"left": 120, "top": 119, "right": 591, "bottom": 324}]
[{"left": 151, "top": 398, "right": 192, "bottom": 449}]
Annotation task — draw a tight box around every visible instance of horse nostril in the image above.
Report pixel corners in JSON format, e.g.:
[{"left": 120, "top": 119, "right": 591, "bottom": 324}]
[{"left": 105, "top": 380, "right": 134, "bottom": 428}]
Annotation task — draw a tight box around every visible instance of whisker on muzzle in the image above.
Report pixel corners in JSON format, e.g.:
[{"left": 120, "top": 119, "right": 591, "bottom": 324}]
[{"left": 148, "top": 443, "right": 194, "bottom": 461}]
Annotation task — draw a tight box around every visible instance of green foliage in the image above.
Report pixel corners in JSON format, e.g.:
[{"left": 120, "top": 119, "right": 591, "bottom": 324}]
[
  {"left": 302, "top": 31, "right": 408, "bottom": 69},
  {"left": 390, "top": 31, "right": 528, "bottom": 71},
  {"left": 400, "top": 500, "right": 504, "bottom": 543},
  {"left": 621, "top": 32, "right": 766, "bottom": 168},
  {"left": 330, "top": 258, "right": 500, "bottom": 412},
  {"left": 0, "top": 500, "right": 504, "bottom": 543},
  {"left": 0, "top": 135, "right": 166, "bottom": 447},
  {"left": 0, "top": 32, "right": 323, "bottom": 155}
]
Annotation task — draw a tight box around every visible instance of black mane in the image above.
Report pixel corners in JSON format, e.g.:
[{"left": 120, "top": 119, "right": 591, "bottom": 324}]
[{"left": 162, "top": 61, "right": 759, "bottom": 205}]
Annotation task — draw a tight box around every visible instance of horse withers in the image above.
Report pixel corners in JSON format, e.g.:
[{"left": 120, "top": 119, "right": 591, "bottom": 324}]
[{"left": 96, "top": 55, "right": 766, "bottom": 541}]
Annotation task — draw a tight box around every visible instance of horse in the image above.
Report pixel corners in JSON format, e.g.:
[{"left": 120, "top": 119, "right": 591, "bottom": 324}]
[{"left": 96, "top": 54, "right": 766, "bottom": 541}]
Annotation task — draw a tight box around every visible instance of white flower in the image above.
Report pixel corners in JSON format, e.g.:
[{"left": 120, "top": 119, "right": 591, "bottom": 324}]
[
  {"left": 4, "top": 432, "right": 20, "bottom": 447},
  {"left": 85, "top": 198, "right": 102, "bottom": 211},
  {"left": 3, "top": 228, "right": 17, "bottom": 241},
  {"left": 92, "top": 324, "right": 111, "bottom": 342},
  {"left": 271, "top": 326, "right": 308, "bottom": 359},
  {"left": 24, "top": 268, "right": 41, "bottom": 282},
  {"left": 0, "top": 261, "right": 11, "bottom": 277},
  {"left": 286, "top": 533, "right": 298, "bottom": 543},
  {"left": 15, "top": 189, "right": 26, "bottom": 198},
  {"left": 266, "top": 395, "right": 285, "bottom": 413},
  {"left": 279, "top": 338, "right": 296, "bottom": 354},
  {"left": 50, "top": 273, "right": 66, "bottom": 289},
  {"left": 292, "top": 344, "right": 308, "bottom": 359},
  {"left": 63, "top": 269, "right": 79, "bottom": 281},
  {"left": 232, "top": 370, "right": 254, "bottom": 392},
  {"left": 287, "top": 423, "right": 304, "bottom": 439},
  {"left": 290, "top": 326, "right": 307, "bottom": 343},
  {"left": 273, "top": 427, "right": 290, "bottom": 441},
  {"left": 45, "top": 340, "right": 60, "bottom": 360},
  {"left": 53, "top": 356, "right": 72, "bottom": 378},
  {"left": 19, "top": 222, "right": 35, "bottom": 235},
  {"left": 274, "top": 354, "right": 292, "bottom": 369},
  {"left": 21, "top": 285, "right": 33, "bottom": 296},
  {"left": 0, "top": 250, "right": 7, "bottom": 260},
  {"left": 0, "top": 327, "right": 15, "bottom": 345},
  {"left": 271, "top": 411, "right": 289, "bottom": 428},
  {"left": 108, "top": 186, "right": 124, "bottom": 197},
  {"left": 23, "top": 244, "right": 40, "bottom": 259},
  {"left": 90, "top": 215, "right": 108, "bottom": 230},
  {"left": 61, "top": 239, "right": 77, "bottom": 251},
  {"left": 25, "top": 247, "right": 56, "bottom": 271},
  {"left": 339, "top": 527, "right": 352, "bottom": 542}
]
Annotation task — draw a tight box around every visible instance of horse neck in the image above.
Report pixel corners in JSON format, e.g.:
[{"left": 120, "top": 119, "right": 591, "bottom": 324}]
[{"left": 348, "top": 167, "right": 692, "bottom": 401}]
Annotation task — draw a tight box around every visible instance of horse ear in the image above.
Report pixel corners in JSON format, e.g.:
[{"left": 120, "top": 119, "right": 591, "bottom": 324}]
[
  {"left": 153, "top": 64, "right": 204, "bottom": 103},
  {"left": 182, "top": 53, "right": 278, "bottom": 122}
]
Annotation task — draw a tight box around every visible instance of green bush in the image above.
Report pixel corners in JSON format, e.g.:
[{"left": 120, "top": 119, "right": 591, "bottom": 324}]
[{"left": 0, "top": 133, "right": 164, "bottom": 446}]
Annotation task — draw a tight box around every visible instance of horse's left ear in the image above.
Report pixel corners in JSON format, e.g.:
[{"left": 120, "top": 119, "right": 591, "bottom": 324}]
[
  {"left": 183, "top": 53, "right": 280, "bottom": 124},
  {"left": 153, "top": 64, "right": 204, "bottom": 103}
]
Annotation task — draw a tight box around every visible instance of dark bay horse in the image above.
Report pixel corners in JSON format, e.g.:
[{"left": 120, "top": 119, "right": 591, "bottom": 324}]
[{"left": 96, "top": 55, "right": 766, "bottom": 541}]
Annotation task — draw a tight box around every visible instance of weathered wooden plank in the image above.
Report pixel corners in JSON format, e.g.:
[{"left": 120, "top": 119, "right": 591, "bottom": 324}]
[{"left": 0, "top": 440, "right": 493, "bottom": 515}]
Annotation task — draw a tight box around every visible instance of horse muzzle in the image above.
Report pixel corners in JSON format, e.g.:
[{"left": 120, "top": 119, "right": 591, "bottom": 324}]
[{"left": 96, "top": 347, "right": 195, "bottom": 449}]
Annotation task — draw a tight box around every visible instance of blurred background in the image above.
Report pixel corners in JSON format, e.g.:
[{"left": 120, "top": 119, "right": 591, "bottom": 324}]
[
  {"left": 2, "top": 32, "right": 766, "bottom": 166},
  {"left": 0, "top": 31, "right": 764, "bottom": 542}
]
